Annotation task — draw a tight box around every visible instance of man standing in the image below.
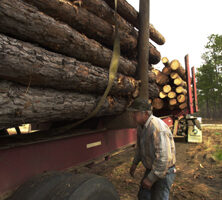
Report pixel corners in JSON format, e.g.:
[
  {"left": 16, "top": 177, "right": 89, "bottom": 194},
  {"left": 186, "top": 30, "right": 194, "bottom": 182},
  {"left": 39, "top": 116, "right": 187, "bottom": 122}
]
[{"left": 128, "top": 99, "right": 176, "bottom": 200}]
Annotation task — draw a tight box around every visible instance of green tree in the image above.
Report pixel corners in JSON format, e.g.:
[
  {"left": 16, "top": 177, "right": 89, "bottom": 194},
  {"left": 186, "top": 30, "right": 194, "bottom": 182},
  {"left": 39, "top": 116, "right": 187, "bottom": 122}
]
[{"left": 196, "top": 34, "right": 222, "bottom": 119}]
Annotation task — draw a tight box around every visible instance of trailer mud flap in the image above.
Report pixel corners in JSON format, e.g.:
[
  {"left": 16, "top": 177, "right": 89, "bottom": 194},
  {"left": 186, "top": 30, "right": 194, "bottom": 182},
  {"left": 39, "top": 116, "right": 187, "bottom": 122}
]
[{"left": 188, "top": 125, "right": 202, "bottom": 143}]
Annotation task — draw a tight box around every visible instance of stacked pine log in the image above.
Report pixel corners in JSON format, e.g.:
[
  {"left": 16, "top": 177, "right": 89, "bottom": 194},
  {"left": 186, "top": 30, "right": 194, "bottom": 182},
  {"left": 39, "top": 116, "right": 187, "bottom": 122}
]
[
  {"left": 0, "top": 0, "right": 165, "bottom": 129},
  {"left": 152, "top": 57, "right": 188, "bottom": 111}
]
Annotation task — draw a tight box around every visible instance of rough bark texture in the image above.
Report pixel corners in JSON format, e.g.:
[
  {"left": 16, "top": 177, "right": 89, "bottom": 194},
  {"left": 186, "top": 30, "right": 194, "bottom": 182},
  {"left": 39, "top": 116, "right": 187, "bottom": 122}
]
[
  {"left": 0, "top": 80, "right": 128, "bottom": 129},
  {"left": 156, "top": 72, "right": 169, "bottom": 85},
  {"left": 0, "top": 0, "right": 136, "bottom": 76},
  {"left": 0, "top": 34, "right": 140, "bottom": 96},
  {"left": 25, "top": 0, "right": 161, "bottom": 63},
  {"left": 79, "top": 0, "right": 161, "bottom": 64},
  {"left": 23, "top": 0, "right": 132, "bottom": 58},
  {"left": 148, "top": 83, "right": 160, "bottom": 99},
  {"left": 162, "top": 66, "right": 172, "bottom": 75},
  {"left": 103, "top": 0, "right": 165, "bottom": 45}
]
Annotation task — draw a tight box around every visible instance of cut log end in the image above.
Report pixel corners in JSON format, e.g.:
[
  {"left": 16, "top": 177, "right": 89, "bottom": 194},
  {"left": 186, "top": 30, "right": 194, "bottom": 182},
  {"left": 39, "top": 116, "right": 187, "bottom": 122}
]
[
  {"left": 163, "top": 85, "right": 171, "bottom": 93},
  {"left": 159, "top": 91, "right": 167, "bottom": 99},
  {"left": 170, "top": 59, "right": 181, "bottom": 70},
  {"left": 168, "top": 91, "right": 176, "bottom": 99},
  {"left": 169, "top": 99, "right": 177, "bottom": 106},
  {"left": 177, "top": 94, "right": 186, "bottom": 103},
  {"left": 152, "top": 98, "right": 164, "bottom": 110}
]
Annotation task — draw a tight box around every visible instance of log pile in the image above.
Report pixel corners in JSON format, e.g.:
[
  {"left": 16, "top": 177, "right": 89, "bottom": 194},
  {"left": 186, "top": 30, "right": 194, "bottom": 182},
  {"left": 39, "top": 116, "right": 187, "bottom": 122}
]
[
  {"left": 152, "top": 57, "right": 188, "bottom": 111},
  {"left": 0, "top": 0, "right": 165, "bottom": 129}
]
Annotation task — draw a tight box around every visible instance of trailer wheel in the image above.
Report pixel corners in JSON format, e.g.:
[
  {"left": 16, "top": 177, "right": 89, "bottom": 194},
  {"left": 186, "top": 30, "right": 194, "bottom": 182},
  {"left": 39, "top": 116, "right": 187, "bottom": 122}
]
[{"left": 7, "top": 173, "right": 119, "bottom": 200}]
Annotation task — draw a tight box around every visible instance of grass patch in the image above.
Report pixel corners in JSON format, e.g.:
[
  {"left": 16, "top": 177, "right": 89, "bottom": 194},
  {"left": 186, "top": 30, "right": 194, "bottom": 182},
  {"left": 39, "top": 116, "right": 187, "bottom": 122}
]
[
  {"left": 214, "top": 132, "right": 222, "bottom": 135},
  {"left": 213, "top": 149, "right": 222, "bottom": 161}
]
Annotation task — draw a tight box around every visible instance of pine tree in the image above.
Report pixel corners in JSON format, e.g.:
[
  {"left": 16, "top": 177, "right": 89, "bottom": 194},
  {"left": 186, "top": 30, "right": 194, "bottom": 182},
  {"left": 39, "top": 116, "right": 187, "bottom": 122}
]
[{"left": 196, "top": 34, "right": 222, "bottom": 119}]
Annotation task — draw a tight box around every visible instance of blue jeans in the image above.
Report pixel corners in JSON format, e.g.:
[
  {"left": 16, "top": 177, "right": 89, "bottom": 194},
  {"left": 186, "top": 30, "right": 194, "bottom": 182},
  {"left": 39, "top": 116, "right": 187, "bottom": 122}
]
[{"left": 138, "top": 167, "right": 176, "bottom": 200}]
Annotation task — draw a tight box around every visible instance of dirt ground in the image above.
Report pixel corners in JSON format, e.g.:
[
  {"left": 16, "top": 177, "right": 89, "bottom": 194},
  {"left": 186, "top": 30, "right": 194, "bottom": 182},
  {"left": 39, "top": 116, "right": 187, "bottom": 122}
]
[{"left": 76, "top": 125, "right": 222, "bottom": 200}]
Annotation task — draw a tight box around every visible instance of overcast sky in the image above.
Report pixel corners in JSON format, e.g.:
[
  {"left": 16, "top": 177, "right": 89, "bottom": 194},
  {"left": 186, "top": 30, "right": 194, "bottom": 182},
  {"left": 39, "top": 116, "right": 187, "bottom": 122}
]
[{"left": 127, "top": 0, "right": 222, "bottom": 70}]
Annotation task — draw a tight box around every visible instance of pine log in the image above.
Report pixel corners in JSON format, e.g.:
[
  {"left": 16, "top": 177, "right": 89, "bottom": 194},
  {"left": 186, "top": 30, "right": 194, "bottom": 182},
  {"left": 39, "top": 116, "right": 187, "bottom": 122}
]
[
  {"left": 152, "top": 69, "right": 160, "bottom": 76},
  {"left": 152, "top": 98, "right": 164, "bottom": 110},
  {"left": 0, "top": 0, "right": 136, "bottom": 76},
  {"left": 179, "top": 103, "right": 187, "bottom": 110},
  {"left": 169, "top": 99, "right": 177, "bottom": 106},
  {"left": 162, "top": 57, "right": 170, "bottom": 67},
  {"left": 168, "top": 91, "right": 177, "bottom": 99},
  {"left": 148, "top": 83, "right": 160, "bottom": 99},
  {"left": 163, "top": 85, "right": 172, "bottom": 93},
  {"left": 170, "top": 60, "right": 181, "bottom": 70},
  {"left": 170, "top": 72, "right": 179, "bottom": 79},
  {"left": 177, "top": 94, "right": 186, "bottom": 103},
  {"left": 174, "top": 77, "right": 187, "bottom": 87},
  {"left": 152, "top": 70, "right": 169, "bottom": 85},
  {"left": 23, "top": 0, "right": 160, "bottom": 63},
  {"left": 85, "top": 0, "right": 165, "bottom": 45},
  {"left": 0, "top": 34, "right": 141, "bottom": 96},
  {"left": 159, "top": 91, "right": 167, "bottom": 99},
  {"left": 0, "top": 80, "right": 129, "bottom": 129},
  {"left": 148, "top": 71, "right": 157, "bottom": 83},
  {"left": 162, "top": 66, "right": 172, "bottom": 75},
  {"left": 176, "top": 65, "right": 186, "bottom": 81},
  {"left": 176, "top": 86, "right": 187, "bottom": 95},
  {"left": 170, "top": 59, "right": 186, "bottom": 80},
  {"left": 169, "top": 105, "right": 176, "bottom": 111}
]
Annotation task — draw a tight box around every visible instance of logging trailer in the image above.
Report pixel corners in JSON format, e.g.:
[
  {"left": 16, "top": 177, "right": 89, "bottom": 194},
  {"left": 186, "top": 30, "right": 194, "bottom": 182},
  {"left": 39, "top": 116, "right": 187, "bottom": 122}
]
[
  {"left": 0, "top": 0, "right": 202, "bottom": 199},
  {"left": 0, "top": 56, "right": 202, "bottom": 199}
]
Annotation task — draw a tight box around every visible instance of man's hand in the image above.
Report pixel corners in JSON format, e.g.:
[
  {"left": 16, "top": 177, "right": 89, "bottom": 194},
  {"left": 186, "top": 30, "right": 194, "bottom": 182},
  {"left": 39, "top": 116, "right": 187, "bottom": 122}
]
[
  {"left": 130, "top": 164, "right": 137, "bottom": 177},
  {"left": 142, "top": 178, "right": 153, "bottom": 190}
]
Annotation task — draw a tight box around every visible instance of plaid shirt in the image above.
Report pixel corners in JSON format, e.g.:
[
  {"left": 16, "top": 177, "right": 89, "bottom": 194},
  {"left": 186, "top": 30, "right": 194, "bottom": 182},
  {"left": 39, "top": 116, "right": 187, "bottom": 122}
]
[{"left": 133, "top": 114, "right": 176, "bottom": 183}]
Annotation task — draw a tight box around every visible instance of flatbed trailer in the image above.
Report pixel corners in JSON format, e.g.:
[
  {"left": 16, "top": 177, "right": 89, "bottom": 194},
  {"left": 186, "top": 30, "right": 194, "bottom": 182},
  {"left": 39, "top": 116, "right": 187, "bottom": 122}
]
[{"left": 0, "top": 54, "right": 201, "bottom": 199}]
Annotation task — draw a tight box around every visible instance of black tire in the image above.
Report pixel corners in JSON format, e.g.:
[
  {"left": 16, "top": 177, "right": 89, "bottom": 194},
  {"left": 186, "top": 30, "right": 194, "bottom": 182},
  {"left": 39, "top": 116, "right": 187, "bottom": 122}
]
[
  {"left": 7, "top": 173, "right": 119, "bottom": 200},
  {"left": 7, "top": 172, "right": 71, "bottom": 200}
]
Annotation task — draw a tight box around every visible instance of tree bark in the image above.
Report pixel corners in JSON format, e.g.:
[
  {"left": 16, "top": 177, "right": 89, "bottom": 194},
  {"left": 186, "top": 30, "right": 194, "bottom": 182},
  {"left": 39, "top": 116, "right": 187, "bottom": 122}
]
[
  {"left": 0, "top": 0, "right": 136, "bottom": 76},
  {"left": 23, "top": 0, "right": 160, "bottom": 63},
  {"left": 148, "top": 83, "right": 160, "bottom": 99},
  {"left": 0, "top": 34, "right": 141, "bottom": 96},
  {"left": 0, "top": 80, "right": 128, "bottom": 129},
  {"left": 156, "top": 72, "right": 169, "bottom": 85},
  {"left": 103, "top": 0, "right": 165, "bottom": 45},
  {"left": 162, "top": 66, "right": 172, "bottom": 75}
]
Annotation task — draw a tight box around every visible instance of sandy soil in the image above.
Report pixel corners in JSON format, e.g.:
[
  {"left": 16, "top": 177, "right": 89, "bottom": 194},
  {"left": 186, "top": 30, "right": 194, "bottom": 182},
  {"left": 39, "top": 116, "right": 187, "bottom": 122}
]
[{"left": 75, "top": 125, "right": 222, "bottom": 200}]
